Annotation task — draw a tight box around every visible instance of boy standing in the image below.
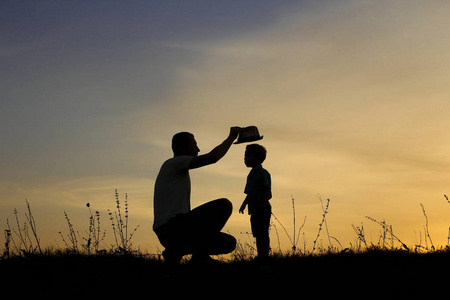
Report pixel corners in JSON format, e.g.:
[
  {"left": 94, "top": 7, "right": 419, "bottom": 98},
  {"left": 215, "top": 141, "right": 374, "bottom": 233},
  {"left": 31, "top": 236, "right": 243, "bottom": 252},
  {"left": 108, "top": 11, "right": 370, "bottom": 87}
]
[{"left": 239, "top": 144, "right": 272, "bottom": 258}]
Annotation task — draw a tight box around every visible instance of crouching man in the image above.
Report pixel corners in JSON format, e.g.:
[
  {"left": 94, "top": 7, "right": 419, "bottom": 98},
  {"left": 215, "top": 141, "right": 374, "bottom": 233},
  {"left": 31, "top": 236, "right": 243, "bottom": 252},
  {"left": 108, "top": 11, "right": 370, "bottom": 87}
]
[{"left": 153, "top": 128, "right": 240, "bottom": 264}]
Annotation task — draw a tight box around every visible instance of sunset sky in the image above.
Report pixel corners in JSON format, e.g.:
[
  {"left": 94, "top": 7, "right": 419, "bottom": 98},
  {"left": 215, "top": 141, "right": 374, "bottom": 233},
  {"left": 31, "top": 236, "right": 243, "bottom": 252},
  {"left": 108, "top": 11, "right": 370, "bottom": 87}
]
[{"left": 2, "top": 0, "right": 450, "bottom": 253}]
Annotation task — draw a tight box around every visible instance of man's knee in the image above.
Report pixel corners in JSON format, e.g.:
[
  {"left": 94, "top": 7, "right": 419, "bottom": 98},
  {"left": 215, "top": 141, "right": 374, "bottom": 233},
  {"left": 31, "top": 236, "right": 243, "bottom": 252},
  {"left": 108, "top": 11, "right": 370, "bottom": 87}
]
[{"left": 216, "top": 198, "right": 233, "bottom": 214}]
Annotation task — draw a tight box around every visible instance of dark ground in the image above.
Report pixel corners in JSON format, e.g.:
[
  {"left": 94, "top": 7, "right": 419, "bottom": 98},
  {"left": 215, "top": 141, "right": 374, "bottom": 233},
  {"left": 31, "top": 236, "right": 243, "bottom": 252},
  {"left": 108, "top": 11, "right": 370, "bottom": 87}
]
[{"left": 1, "top": 250, "right": 448, "bottom": 297}]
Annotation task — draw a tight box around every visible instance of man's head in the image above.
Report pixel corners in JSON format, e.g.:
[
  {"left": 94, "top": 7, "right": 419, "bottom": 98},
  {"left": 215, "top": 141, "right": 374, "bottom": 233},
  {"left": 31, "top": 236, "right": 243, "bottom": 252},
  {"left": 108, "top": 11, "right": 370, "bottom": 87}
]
[
  {"left": 244, "top": 144, "right": 267, "bottom": 168},
  {"left": 172, "top": 132, "right": 200, "bottom": 156}
]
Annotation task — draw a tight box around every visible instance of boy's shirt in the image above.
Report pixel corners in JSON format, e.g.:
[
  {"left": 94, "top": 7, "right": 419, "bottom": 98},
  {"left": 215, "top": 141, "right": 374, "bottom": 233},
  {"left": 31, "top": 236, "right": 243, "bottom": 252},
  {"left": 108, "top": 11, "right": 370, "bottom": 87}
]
[{"left": 244, "top": 165, "right": 272, "bottom": 214}]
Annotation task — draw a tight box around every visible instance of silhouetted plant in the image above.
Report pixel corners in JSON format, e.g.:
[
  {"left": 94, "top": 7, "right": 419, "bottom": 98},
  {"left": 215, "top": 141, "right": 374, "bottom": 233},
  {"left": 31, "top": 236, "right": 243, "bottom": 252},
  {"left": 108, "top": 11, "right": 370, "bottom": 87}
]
[
  {"left": 4, "top": 200, "right": 42, "bottom": 256},
  {"left": 59, "top": 211, "right": 79, "bottom": 253},
  {"left": 271, "top": 195, "right": 307, "bottom": 253},
  {"left": 2, "top": 228, "right": 11, "bottom": 258},
  {"left": 365, "top": 216, "right": 409, "bottom": 251},
  {"left": 352, "top": 222, "right": 368, "bottom": 251},
  {"left": 84, "top": 203, "right": 106, "bottom": 253},
  {"left": 231, "top": 238, "right": 256, "bottom": 261},
  {"left": 420, "top": 203, "right": 435, "bottom": 251},
  {"left": 444, "top": 194, "right": 450, "bottom": 249},
  {"left": 312, "top": 198, "right": 330, "bottom": 254},
  {"left": 108, "top": 189, "right": 139, "bottom": 253}
]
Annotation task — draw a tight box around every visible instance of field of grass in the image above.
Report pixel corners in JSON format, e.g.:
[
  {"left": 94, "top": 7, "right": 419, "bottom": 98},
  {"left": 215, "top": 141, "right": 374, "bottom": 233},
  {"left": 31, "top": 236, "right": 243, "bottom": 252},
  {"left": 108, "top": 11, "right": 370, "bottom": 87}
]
[
  {"left": 2, "top": 191, "right": 449, "bottom": 297},
  {"left": 1, "top": 248, "right": 449, "bottom": 297}
]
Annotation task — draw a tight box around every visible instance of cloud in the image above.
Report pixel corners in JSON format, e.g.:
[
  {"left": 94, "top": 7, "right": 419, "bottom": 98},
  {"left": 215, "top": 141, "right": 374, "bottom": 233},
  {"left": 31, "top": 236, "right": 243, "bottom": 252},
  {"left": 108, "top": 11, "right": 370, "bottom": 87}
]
[{"left": 158, "top": 0, "right": 450, "bottom": 170}]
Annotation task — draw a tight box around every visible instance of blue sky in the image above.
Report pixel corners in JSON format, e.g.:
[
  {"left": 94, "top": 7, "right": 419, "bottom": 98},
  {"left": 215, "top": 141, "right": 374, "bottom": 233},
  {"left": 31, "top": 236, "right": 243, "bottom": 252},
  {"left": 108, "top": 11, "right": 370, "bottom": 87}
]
[
  {"left": 1, "top": 1, "right": 297, "bottom": 179},
  {"left": 2, "top": 0, "right": 450, "bottom": 252}
]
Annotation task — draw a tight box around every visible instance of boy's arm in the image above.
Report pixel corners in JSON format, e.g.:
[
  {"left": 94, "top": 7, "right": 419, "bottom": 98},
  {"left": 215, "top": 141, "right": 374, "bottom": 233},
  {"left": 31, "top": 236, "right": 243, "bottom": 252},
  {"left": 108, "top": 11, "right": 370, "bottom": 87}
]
[
  {"left": 239, "top": 196, "right": 248, "bottom": 214},
  {"left": 258, "top": 170, "right": 272, "bottom": 208},
  {"left": 262, "top": 187, "right": 271, "bottom": 202},
  {"left": 257, "top": 187, "right": 272, "bottom": 209}
]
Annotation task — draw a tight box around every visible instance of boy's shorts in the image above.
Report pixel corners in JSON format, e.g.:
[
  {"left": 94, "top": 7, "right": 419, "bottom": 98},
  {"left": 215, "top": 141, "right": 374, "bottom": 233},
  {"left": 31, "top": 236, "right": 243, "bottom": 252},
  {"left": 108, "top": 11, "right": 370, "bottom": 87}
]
[{"left": 250, "top": 204, "right": 272, "bottom": 238}]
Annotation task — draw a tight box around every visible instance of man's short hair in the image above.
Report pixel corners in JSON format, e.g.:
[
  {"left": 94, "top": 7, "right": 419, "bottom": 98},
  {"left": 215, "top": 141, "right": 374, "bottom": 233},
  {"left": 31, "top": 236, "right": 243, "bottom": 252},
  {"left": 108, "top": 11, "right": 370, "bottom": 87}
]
[
  {"left": 246, "top": 144, "right": 267, "bottom": 164},
  {"left": 172, "top": 132, "right": 194, "bottom": 155}
]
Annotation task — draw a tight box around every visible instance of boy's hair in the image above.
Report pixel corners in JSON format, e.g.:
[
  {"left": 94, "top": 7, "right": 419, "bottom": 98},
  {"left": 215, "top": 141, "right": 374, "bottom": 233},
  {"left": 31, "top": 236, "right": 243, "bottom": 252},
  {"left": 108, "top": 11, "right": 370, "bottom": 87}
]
[
  {"left": 246, "top": 144, "right": 267, "bottom": 164},
  {"left": 172, "top": 132, "right": 194, "bottom": 155}
]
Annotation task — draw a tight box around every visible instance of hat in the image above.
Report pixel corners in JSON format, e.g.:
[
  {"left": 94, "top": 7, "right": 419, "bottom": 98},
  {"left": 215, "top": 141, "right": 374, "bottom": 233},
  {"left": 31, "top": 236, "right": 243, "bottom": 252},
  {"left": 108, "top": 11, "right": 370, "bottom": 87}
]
[{"left": 234, "top": 126, "right": 264, "bottom": 144}]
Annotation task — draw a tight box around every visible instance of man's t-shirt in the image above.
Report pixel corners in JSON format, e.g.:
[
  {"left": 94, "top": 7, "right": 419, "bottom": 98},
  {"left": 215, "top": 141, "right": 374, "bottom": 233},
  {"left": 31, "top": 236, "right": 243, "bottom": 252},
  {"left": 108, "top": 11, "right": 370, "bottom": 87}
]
[{"left": 153, "top": 156, "right": 193, "bottom": 230}]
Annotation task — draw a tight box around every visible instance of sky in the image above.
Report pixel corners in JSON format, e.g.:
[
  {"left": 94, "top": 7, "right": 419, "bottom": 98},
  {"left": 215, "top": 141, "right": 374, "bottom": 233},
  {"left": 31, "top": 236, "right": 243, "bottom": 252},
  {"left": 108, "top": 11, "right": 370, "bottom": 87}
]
[{"left": 2, "top": 0, "right": 450, "bottom": 254}]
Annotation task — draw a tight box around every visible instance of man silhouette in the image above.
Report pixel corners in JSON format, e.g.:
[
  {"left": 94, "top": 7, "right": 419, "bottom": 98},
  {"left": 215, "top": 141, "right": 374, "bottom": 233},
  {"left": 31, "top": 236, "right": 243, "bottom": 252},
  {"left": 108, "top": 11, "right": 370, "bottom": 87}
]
[{"left": 153, "top": 127, "right": 240, "bottom": 264}]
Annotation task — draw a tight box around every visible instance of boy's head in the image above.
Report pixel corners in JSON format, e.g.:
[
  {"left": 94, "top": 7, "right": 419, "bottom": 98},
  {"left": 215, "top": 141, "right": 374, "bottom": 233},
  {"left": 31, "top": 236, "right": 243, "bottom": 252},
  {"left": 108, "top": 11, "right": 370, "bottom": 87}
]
[{"left": 245, "top": 144, "right": 267, "bottom": 168}]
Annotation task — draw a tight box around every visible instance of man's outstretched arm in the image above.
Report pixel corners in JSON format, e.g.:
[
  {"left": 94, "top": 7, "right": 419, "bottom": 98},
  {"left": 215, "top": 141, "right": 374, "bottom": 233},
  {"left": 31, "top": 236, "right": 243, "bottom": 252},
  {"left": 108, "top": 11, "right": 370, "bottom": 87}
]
[{"left": 189, "top": 127, "right": 240, "bottom": 169}]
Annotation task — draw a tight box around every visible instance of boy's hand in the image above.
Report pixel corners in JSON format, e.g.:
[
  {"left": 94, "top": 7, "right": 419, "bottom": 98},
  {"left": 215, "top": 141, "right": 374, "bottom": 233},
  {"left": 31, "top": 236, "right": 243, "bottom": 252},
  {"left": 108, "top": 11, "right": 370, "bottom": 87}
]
[{"left": 239, "top": 202, "right": 246, "bottom": 214}]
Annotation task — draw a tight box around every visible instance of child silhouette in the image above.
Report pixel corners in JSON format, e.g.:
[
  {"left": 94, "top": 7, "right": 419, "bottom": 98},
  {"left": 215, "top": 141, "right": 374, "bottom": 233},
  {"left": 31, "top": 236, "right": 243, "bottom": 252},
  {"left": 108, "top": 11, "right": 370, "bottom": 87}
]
[{"left": 239, "top": 144, "right": 272, "bottom": 259}]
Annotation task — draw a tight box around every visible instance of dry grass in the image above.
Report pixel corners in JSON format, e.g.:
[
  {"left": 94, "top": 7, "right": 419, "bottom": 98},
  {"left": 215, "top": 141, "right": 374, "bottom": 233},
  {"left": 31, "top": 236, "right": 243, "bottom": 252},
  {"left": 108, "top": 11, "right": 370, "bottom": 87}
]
[
  {"left": 4, "top": 189, "right": 139, "bottom": 258},
  {"left": 2, "top": 192, "right": 450, "bottom": 296},
  {"left": 1, "top": 246, "right": 448, "bottom": 297}
]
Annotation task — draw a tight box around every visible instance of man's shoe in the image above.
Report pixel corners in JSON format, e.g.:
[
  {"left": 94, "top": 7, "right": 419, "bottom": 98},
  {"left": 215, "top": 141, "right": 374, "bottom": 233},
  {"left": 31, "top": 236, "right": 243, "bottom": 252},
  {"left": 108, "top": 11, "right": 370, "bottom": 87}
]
[
  {"left": 162, "top": 249, "right": 182, "bottom": 265},
  {"left": 190, "top": 254, "right": 221, "bottom": 264}
]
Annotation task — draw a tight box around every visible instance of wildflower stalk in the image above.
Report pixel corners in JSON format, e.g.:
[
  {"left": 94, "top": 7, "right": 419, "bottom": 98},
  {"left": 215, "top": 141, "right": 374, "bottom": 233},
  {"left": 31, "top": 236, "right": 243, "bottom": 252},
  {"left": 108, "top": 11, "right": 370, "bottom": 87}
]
[
  {"left": 318, "top": 195, "right": 332, "bottom": 247},
  {"left": 271, "top": 213, "right": 294, "bottom": 247},
  {"left": 25, "top": 200, "right": 42, "bottom": 254},
  {"left": 109, "top": 190, "right": 139, "bottom": 253},
  {"left": 60, "top": 211, "right": 79, "bottom": 253},
  {"left": 365, "top": 216, "right": 409, "bottom": 251},
  {"left": 7, "top": 201, "right": 42, "bottom": 255},
  {"left": 292, "top": 195, "right": 296, "bottom": 251},
  {"left": 3, "top": 228, "right": 11, "bottom": 258},
  {"left": 312, "top": 198, "right": 330, "bottom": 254},
  {"left": 420, "top": 203, "right": 434, "bottom": 251}
]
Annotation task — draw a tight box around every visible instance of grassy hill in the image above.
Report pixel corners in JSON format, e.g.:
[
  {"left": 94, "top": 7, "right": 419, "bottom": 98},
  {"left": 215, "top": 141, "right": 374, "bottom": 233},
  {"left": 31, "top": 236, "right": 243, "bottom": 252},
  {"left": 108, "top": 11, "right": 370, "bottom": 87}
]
[
  {"left": 3, "top": 196, "right": 449, "bottom": 297},
  {"left": 1, "top": 249, "right": 448, "bottom": 297}
]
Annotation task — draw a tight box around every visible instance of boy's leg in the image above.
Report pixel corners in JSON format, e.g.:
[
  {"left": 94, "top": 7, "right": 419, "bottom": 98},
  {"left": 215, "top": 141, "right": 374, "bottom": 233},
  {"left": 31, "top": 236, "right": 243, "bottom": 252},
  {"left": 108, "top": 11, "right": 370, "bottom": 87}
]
[
  {"left": 251, "top": 206, "right": 272, "bottom": 258},
  {"left": 256, "top": 235, "right": 270, "bottom": 258}
]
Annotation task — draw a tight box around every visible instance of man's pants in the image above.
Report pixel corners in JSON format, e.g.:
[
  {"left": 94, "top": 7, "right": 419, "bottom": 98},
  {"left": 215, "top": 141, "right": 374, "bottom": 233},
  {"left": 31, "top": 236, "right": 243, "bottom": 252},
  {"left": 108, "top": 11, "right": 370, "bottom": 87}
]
[{"left": 154, "top": 198, "right": 236, "bottom": 257}]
